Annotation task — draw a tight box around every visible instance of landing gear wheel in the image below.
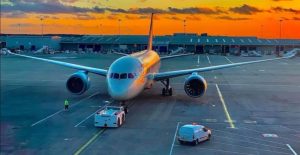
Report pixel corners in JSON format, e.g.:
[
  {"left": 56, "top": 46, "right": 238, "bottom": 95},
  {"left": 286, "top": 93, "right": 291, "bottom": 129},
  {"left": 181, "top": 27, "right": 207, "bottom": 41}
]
[
  {"left": 168, "top": 88, "right": 173, "bottom": 96},
  {"left": 124, "top": 106, "right": 128, "bottom": 114},
  {"left": 161, "top": 79, "right": 173, "bottom": 96},
  {"left": 162, "top": 88, "right": 166, "bottom": 96},
  {"left": 193, "top": 140, "right": 198, "bottom": 146},
  {"left": 207, "top": 134, "right": 211, "bottom": 141},
  {"left": 117, "top": 118, "right": 121, "bottom": 127},
  {"left": 178, "top": 139, "right": 184, "bottom": 145},
  {"left": 122, "top": 114, "right": 125, "bottom": 122},
  {"left": 120, "top": 101, "right": 128, "bottom": 114}
]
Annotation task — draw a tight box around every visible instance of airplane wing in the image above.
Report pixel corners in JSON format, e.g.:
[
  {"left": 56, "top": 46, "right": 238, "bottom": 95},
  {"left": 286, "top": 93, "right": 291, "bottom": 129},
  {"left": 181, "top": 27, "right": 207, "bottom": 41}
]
[
  {"left": 160, "top": 53, "right": 194, "bottom": 60},
  {"left": 150, "top": 49, "right": 298, "bottom": 81},
  {"left": 8, "top": 51, "right": 107, "bottom": 76}
]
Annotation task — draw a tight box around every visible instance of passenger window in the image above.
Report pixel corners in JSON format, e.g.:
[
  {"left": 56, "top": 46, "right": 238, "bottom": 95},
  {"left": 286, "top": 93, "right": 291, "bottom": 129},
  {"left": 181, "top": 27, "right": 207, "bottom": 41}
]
[
  {"left": 120, "top": 73, "right": 127, "bottom": 79},
  {"left": 128, "top": 73, "right": 134, "bottom": 79},
  {"left": 110, "top": 73, "right": 114, "bottom": 78},
  {"left": 113, "top": 73, "right": 119, "bottom": 79}
]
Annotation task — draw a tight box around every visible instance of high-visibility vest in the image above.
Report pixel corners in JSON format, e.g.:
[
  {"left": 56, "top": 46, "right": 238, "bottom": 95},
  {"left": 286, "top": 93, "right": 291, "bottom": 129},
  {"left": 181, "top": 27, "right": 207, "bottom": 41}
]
[{"left": 64, "top": 100, "right": 69, "bottom": 106}]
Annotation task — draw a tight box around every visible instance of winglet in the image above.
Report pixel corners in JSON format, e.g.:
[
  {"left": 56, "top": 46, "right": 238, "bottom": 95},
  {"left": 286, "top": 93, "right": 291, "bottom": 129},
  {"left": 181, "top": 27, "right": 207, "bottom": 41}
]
[
  {"left": 147, "top": 13, "right": 154, "bottom": 51},
  {"left": 283, "top": 48, "right": 300, "bottom": 59}
]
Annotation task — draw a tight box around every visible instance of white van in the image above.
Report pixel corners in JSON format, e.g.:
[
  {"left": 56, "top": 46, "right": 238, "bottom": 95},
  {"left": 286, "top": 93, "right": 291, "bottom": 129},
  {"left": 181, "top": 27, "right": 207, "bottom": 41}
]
[{"left": 178, "top": 124, "right": 211, "bottom": 145}]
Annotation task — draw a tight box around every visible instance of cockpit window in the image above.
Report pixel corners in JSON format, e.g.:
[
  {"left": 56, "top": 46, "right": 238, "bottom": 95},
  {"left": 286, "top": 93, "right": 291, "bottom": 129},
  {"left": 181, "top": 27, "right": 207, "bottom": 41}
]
[
  {"left": 120, "top": 73, "right": 127, "bottom": 79},
  {"left": 128, "top": 73, "right": 134, "bottom": 79},
  {"left": 113, "top": 73, "right": 119, "bottom": 79},
  {"left": 111, "top": 73, "right": 136, "bottom": 79}
]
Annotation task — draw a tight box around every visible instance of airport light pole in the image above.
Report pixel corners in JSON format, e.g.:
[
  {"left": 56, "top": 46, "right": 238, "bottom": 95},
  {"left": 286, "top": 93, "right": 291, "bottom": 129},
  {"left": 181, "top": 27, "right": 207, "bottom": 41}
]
[
  {"left": 260, "top": 24, "right": 263, "bottom": 38},
  {"left": 18, "top": 23, "right": 21, "bottom": 34},
  {"left": 40, "top": 17, "right": 44, "bottom": 36},
  {"left": 118, "top": 19, "right": 121, "bottom": 36},
  {"left": 99, "top": 24, "right": 102, "bottom": 35},
  {"left": 279, "top": 19, "right": 283, "bottom": 39},
  {"left": 183, "top": 19, "right": 186, "bottom": 35}
]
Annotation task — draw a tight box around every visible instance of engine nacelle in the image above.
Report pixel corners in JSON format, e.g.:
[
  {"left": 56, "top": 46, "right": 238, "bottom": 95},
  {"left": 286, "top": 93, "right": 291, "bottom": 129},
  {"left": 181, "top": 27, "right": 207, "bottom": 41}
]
[
  {"left": 184, "top": 73, "right": 207, "bottom": 98},
  {"left": 66, "top": 71, "right": 90, "bottom": 95}
]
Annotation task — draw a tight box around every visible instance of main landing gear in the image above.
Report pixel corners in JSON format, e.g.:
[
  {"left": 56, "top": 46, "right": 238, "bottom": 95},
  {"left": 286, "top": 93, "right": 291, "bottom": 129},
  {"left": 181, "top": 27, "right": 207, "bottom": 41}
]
[{"left": 161, "top": 79, "right": 173, "bottom": 96}]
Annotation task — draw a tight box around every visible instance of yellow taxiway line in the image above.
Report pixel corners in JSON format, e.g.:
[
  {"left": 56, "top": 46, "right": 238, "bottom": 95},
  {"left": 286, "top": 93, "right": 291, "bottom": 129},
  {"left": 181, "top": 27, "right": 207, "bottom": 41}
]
[
  {"left": 215, "top": 84, "right": 235, "bottom": 128},
  {"left": 74, "top": 129, "right": 105, "bottom": 155}
]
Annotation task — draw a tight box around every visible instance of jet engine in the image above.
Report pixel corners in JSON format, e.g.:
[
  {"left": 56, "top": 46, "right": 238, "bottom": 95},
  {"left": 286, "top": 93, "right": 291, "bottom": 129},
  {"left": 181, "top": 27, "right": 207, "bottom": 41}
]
[
  {"left": 66, "top": 71, "right": 90, "bottom": 95},
  {"left": 184, "top": 72, "right": 207, "bottom": 98}
]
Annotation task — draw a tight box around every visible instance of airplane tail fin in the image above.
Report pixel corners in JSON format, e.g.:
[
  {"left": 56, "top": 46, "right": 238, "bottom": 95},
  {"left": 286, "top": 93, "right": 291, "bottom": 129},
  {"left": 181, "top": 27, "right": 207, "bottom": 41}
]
[{"left": 147, "top": 13, "right": 154, "bottom": 51}]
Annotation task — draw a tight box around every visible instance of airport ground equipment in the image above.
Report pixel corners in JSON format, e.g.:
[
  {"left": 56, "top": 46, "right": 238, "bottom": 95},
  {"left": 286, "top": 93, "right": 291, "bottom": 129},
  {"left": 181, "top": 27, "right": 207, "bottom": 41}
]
[
  {"left": 178, "top": 124, "right": 211, "bottom": 145},
  {"left": 94, "top": 106, "right": 125, "bottom": 128}
]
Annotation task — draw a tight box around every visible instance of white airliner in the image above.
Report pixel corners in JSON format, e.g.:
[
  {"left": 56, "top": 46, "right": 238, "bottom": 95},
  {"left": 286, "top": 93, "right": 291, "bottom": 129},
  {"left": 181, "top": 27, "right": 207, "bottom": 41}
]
[{"left": 8, "top": 14, "right": 298, "bottom": 102}]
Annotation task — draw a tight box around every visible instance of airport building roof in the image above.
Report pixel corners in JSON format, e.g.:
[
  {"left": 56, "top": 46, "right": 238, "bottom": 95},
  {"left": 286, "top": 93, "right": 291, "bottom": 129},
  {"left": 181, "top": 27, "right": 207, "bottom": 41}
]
[
  {"left": 1, "top": 34, "right": 300, "bottom": 47},
  {"left": 60, "top": 34, "right": 300, "bottom": 46}
]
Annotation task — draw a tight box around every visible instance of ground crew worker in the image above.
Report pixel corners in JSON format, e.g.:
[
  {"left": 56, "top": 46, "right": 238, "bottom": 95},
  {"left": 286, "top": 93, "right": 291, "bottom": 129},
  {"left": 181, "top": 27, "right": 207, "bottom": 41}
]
[{"left": 64, "top": 99, "right": 69, "bottom": 110}]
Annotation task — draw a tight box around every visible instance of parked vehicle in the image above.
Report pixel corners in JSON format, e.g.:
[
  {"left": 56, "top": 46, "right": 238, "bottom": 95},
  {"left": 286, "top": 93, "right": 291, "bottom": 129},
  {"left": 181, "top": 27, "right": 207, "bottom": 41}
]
[
  {"left": 94, "top": 106, "right": 125, "bottom": 128},
  {"left": 178, "top": 124, "right": 211, "bottom": 145}
]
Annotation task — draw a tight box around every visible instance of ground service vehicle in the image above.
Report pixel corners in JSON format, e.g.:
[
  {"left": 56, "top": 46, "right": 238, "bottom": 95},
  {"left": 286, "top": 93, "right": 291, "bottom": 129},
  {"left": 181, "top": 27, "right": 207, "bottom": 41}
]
[
  {"left": 94, "top": 106, "right": 125, "bottom": 127},
  {"left": 178, "top": 124, "right": 211, "bottom": 145}
]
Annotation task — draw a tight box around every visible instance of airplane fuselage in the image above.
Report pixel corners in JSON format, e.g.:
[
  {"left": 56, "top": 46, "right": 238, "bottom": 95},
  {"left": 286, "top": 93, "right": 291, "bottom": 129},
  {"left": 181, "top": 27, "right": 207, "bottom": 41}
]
[{"left": 107, "top": 50, "right": 160, "bottom": 100}]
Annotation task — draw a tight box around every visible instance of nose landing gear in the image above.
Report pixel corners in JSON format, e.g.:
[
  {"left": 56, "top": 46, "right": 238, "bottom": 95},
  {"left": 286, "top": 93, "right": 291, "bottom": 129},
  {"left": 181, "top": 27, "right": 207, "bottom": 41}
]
[
  {"left": 120, "top": 101, "right": 129, "bottom": 114},
  {"left": 161, "top": 79, "right": 173, "bottom": 96}
]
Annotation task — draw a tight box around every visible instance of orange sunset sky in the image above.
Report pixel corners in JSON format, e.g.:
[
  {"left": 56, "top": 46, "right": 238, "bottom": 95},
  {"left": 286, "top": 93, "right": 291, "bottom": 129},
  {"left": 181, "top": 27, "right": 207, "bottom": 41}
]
[{"left": 1, "top": 0, "right": 300, "bottom": 39}]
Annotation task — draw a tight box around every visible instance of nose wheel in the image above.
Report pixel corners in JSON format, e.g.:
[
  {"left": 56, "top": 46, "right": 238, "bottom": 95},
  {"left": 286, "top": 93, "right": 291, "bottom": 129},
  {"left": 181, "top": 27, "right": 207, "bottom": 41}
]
[
  {"left": 161, "top": 79, "right": 173, "bottom": 96},
  {"left": 120, "top": 101, "right": 129, "bottom": 114}
]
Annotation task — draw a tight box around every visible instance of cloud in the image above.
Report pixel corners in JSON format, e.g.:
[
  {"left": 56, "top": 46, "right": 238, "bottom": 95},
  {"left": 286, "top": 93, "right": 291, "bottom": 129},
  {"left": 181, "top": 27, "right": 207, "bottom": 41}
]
[
  {"left": 165, "top": 16, "right": 182, "bottom": 20},
  {"left": 217, "top": 16, "right": 251, "bottom": 20},
  {"left": 167, "top": 7, "right": 224, "bottom": 14},
  {"left": 272, "top": 7, "right": 300, "bottom": 14},
  {"left": 51, "top": 16, "right": 60, "bottom": 19},
  {"left": 280, "top": 17, "right": 290, "bottom": 20},
  {"left": 107, "top": 7, "right": 223, "bottom": 15},
  {"left": 60, "top": 0, "right": 79, "bottom": 3},
  {"left": 272, "top": 0, "right": 293, "bottom": 1},
  {"left": 106, "top": 8, "right": 127, "bottom": 13},
  {"left": 106, "top": 14, "right": 118, "bottom": 20},
  {"left": 138, "top": 15, "right": 149, "bottom": 19},
  {"left": 229, "top": 4, "right": 263, "bottom": 15},
  {"left": 1, "top": 0, "right": 105, "bottom": 14},
  {"left": 1, "top": 0, "right": 13, "bottom": 5},
  {"left": 9, "top": 23, "right": 35, "bottom": 27},
  {"left": 76, "top": 13, "right": 96, "bottom": 20},
  {"left": 36, "top": 15, "right": 60, "bottom": 20},
  {"left": 124, "top": 15, "right": 141, "bottom": 20},
  {"left": 3, "top": 0, "right": 299, "bottom": 22},
  {"left": 164, "top": 15, "right": 201, "bottom": 21},
  {"left": 185, "top": 16, "right": 201, "bottom": 21},
  {"left": 293, "top": 17, "right": 300, "bottom": 20},
  {"left": 107, "top": 7, "right": 166, "bottom": 14},
  {"left": 128, "top": 7, "right": 166, "bottom": 14},
  {"left": 1, "top": 11, "right": 27, "bottom": 18}
]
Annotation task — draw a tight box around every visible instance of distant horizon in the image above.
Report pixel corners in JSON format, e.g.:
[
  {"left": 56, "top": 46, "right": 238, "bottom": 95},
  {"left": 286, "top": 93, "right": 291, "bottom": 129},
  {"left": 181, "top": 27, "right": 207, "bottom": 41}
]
[{"left": 1, "top": 33, "right": 299, "bottom": 40}]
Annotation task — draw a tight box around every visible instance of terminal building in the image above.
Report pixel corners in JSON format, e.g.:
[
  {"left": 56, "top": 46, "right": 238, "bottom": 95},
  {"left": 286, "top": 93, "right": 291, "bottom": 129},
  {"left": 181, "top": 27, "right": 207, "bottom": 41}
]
[{"left": 1, "top": 33, "right": 300, "bottom": 55}]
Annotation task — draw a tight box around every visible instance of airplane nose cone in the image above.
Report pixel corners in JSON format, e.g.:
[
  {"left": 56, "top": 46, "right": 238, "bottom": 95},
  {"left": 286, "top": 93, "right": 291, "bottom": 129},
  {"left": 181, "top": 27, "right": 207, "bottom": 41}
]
[
  {"left": 109, "top": 87, "right": 128, "bottom": 100},
  {"left": 108, "top": 81, "right": 131, "bottom": 100}
]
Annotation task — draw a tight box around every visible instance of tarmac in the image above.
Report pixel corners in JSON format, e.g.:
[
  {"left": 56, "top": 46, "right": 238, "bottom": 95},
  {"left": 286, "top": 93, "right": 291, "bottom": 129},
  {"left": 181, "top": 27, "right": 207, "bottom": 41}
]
[{"left": 1, "top": 53, "right": 300, "bottom": 155}]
